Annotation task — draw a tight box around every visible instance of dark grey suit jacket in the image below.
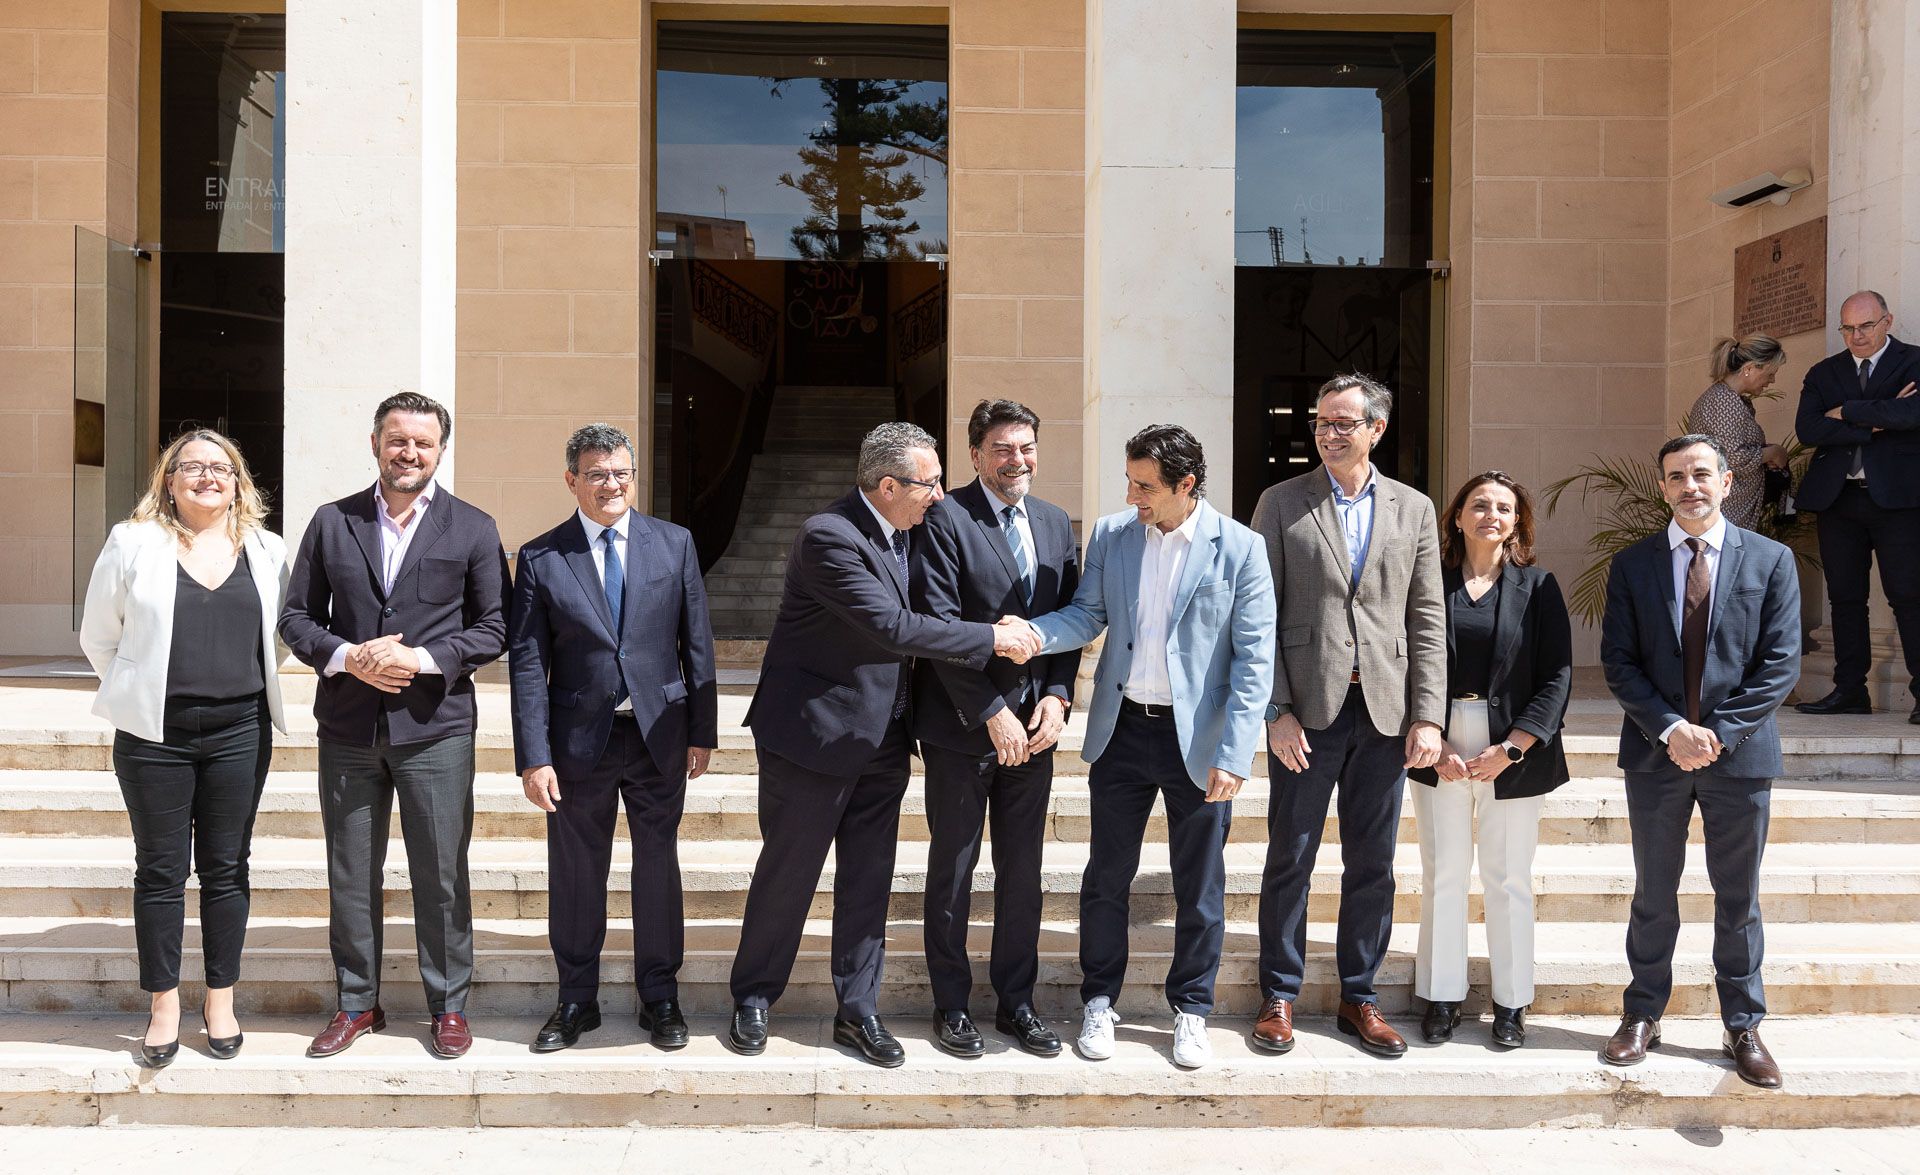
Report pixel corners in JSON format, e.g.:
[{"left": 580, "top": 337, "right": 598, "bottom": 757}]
[{"left": 1600, "top": 523, "right": 1801, "bottom": 778}]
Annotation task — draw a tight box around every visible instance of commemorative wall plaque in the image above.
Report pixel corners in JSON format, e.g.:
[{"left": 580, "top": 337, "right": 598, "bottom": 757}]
[{"left": 1733, "top": 217, "right": 1826, "bottom": 338}]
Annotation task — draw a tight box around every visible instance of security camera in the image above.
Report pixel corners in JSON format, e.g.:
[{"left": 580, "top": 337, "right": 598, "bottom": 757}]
[{"left": 1710, "top": 168, "right": 1813, "bottom": 209}]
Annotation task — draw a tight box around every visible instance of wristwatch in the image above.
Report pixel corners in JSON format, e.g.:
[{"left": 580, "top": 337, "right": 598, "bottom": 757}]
[
  {"left": 1500, "top": 740, "right": 1525, "bottom": 763},
  {"left": 1265, "top": 703, "right": 1283, "bottom": 723}
]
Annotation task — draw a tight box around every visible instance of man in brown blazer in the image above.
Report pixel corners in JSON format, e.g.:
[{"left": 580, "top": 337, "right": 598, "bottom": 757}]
[{"left": 1248, "top": 373, "right": 1447, "bottom": 1058}]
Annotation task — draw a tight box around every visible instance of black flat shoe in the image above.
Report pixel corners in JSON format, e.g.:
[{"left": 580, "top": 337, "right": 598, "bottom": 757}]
[
  {"left": 935, "top": 1010, "right": 984, "bottom": 1058},
  {"left": 1490, "top": 1003, "right": 1527, "bottom": 1048},
  {"left": 833, "top": 1014, "right": 906, "bottom": 1068},
  {"left": 638, "top": 998, "right": 689, "bottom": 1050},
  {"left": 533, "top": 1000, "right": 601, "bottom": 1052},
  {"left": 140, "top": 1018, "right": 179, "bottom": 1069},
  {"left": 1420, "top": 1000, "right": 1461, "bottom": 1044},
  {"left": 728, "top": 1005, "right": 769, "bottom": 1056},
  {"left": 995, "top": 1006, "right": 1063, "bottom": 1057},
  {"left": 1794, "top": 687, "right": 1871, "bottom": 715}
]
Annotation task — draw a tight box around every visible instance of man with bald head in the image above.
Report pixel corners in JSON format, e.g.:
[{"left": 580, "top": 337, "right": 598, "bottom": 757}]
[{"left": 1792, "top": 290, "right": 1920, "bottom": 721}]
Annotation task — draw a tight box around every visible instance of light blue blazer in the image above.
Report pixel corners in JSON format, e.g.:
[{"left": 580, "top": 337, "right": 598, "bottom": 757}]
[{"left": 1031, "top": 500, "right": 1276, "bottom": 787}]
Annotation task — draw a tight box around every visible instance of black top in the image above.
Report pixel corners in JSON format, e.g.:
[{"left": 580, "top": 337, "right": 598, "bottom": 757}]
[
  {"left": 167, "top": 548, "right": 265, "bottom": 701},
  {"left": 1450, "top": 576, "right": 1500, "bottom": 698}
]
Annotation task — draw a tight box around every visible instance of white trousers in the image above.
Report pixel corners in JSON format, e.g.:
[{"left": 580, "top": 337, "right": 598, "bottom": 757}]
[{"left": 1409, "top": 699, "right": 1547, "bottom": 1007}]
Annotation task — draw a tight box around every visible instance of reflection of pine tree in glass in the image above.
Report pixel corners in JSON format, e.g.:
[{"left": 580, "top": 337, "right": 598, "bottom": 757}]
[{"left": 773, "top": 76, "right": 947, "bottom": 261}]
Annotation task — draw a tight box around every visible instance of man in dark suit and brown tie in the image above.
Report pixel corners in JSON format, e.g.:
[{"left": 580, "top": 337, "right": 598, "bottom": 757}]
[
  {"left": 1791, "top": 289, "right": 1920, "bottom": 721},
  {"left": 508, "top": 424, "right": 718, "bottom": 1052},
  {"left": 280, "top": 392, "right": 511, "bottom": 1059},
  {"left": 726, "top": 422, "right": 1040, "bottom": 1066},
  {"left": 1599, "top": 434, "right": 1800, "bottom": 1088},
  {"left": 911, "top": 399, "right": 1080, "bottom": 1058}
]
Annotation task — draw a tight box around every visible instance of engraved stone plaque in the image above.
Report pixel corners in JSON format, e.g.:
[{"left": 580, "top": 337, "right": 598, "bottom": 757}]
[{"left": 1734, "top": 217, "right": 1826, "bottom": 338}]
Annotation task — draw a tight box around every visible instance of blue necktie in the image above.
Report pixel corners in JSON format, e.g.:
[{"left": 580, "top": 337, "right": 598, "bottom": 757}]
[
  {"left": 602, "top": 528, "right": 628, "bottom": 708},
  {"left": 1002, "top": 504, "right": 1034, "bottom": 605}
]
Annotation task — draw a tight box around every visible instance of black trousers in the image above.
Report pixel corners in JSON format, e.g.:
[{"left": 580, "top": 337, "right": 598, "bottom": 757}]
[
  {"left": 730, "top": 719, "right": 911, "bottom": 1020},
  {"left": 1258, "top": 685, "right": 1406, "bottom": 1005},
  {"left": 548, "top": 713, "right": 686, "bottom": 1004},
  {"left": 919, "top": 734, "right": 1053, "bottom": 1014},
  {"left": 1816, "top": 482, "right": 1920, "bottom": 692},
  {"left": 1623, "top": 768, "right": 1771, "bottom": 1031},
  {"left": 1080, "top": 706, "right": 1232, "bottom": 1016},
  {"left": 111, "top": 694, "right": 271, "bottom": 993}
]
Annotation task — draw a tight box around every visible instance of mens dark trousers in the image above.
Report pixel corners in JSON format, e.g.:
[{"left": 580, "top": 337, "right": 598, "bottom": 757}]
[
  {"left": 920, "top": 734, "right": 1052, "bottom": 1013},
  {"left": 1623, "top": 768, "right": 1771, "bottom": 1031},
  {"left": 1258, "top": 685, "right": 1405, "bottom": 1005},
  {"left": 1080, "top": 705, "right": 1231, "bottom": 1016},
  {"left": 548, "top": 713, "right": 686, "bottom": 1004},
  {"left": 730, "top": 719, "right": 911, "bottom": 1020},
  {"left": 111, "top": 694, "right": 271, "bottom": 993},
  {"left": 1816, "top": 482, "right": 1920, "bottom": 691},
  {"left": 317, "top": 731, "right": 476, "bottom": 1014}
]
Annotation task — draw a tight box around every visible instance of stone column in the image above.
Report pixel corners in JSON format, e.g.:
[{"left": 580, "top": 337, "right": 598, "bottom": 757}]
[
  {"left": 1815, "top": 0, "right": 1920, "bottom": 706},
  {"left": 1081, "top": 0, "right": 1236, "bottom": 520},
  {"left": 282, "top": 0, "right": 458, "bottom": 546}
]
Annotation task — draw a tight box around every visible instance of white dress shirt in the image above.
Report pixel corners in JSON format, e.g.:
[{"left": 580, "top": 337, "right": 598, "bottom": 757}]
[
  {"left": 1848, "top": 337, "right": 1891, "bottom": 481},
  {"left": 578, "top": 507, "right": 633, "bottom": 712},
  {"left": 323, "top": 480, "right": 443, "bottom": 678},
  {"left": 1658, "top": 515, "right": 1726, "bottom": 743},
  {"left": 1124, "top": 506, "right": 1201, "bottom": 706}
]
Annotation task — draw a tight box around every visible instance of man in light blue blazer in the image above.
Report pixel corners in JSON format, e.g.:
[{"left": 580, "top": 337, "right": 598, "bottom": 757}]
[{"left": 1008, "top": 425, "right": 1275, "bottom": 1069}]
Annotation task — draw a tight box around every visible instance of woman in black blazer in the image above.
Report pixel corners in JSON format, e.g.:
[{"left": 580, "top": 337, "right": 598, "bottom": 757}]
[{"left": 1407, "top": 472, "right": 1572, "bottom": 1048}]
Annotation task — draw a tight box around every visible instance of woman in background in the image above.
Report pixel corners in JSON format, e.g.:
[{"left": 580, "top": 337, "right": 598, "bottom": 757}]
[{"left": 1686, "top": 334, "right": 1788, "bottom": 529}]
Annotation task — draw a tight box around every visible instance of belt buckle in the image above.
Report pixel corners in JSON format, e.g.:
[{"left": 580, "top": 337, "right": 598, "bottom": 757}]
[{"left": 1453, "top": 693, "right": 1483, "bottom": 702}]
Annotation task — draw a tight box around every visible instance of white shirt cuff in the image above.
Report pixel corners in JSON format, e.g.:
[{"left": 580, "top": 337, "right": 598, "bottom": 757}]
[
  {"left": 413, "top": 646, "right": 442, "bottom": 676},
  {"left": 1657, "top": 718, "right": 1686, "bottom": 744},
  {"left": 323, "top": 644, "right": 349, "bottom": 678}
]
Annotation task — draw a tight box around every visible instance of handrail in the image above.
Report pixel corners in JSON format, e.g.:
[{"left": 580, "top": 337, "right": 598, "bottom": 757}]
[
  {"left": 892, "top": 281, "right": 944, "bottom": 363},
  {"left": 690, "top": 261, "right": 778, "bottom": 359}
]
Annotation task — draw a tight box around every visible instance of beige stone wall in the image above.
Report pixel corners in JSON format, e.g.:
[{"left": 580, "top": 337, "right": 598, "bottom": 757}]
[
  {"left": 948, "top": 0, "right": 1085, "bottom": 509},
  {"left": 1665, "top": 0, "right": 1830, "bottom": 443},
  {"left": 455, "top": 0, "right": 645, "bottom": 553},
  {"left": 0, "top": 0, "right": 137, "bottom": 653}
]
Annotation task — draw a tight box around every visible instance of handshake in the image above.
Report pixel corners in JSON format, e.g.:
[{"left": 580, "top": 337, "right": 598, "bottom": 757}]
[{"left": 992, "top": 615, "right": 1044, "bottom": 664}]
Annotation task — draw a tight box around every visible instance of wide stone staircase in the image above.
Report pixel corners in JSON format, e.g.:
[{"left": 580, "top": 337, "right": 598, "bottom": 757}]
[
  {"left": 1, "top": 683, "right": 1918, "bottom": 1129},
  {"left": 700, "top": 385, "right": 897, "bottom": 638}
]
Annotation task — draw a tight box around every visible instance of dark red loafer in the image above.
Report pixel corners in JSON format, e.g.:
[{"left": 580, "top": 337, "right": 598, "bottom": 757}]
[
  {"left": 307, "top": 1007, "right": 386, "bottom": 1058},
  {"left": 431, "top": 1012, "right": 473, "bottom": 1058}
]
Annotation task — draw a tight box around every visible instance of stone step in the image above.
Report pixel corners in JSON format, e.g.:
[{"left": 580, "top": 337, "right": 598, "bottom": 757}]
[
  {"left": 2, "top": 1012, "right": 1913, "bottom": 1129},
  {"left": 7, "top": 917, "right": 1914, "bottom": 1018},
  {"left": 8, "top": 773, "right": 1914, "bottom": 847},
  {"left": 703, "top": 557, "right": 789, "bottom": 578},
  {"left": 705, "top": 577, "right": 795, "bottom": 597},
  {"left": 4, "top": 836, "right": 1912, "bottom": 924}
]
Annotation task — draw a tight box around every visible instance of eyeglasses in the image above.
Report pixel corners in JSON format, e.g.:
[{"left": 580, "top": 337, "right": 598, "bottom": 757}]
[
  {"left": 174, "top": 461, "right": 236, "bottom": 480},
  {"left": 582, "top": 469, "right": 636, "bottom": 487},
  {"left": 1311, "top": 418, "right": 1368, "bottom": 436},
  {"left": 893, "top": 473, "right": 943, "bottom": 493},
  {"left": 1838, "top": 315, "right": 1889, "bottom": 337}
]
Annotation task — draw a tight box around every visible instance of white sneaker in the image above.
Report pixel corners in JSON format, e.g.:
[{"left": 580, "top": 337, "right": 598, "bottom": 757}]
[
  {"left": 1077, "top": 997, "right": 1120, "bottom": 1060},
  {"left": 1172, "top": 1011, "right": 1212, "bottom": 1069}
]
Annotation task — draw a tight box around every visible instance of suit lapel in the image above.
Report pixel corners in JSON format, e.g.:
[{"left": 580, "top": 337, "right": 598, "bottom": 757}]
[
  {"left": 1488, "top": 562, "right": 1532, "bottom": 695},
  {"left": 1708, "top": 525, "right": 1745, "bottom": 638},
  {"left": 559, "top": 515, "right": 617, "bottom": 640},
  {"left": 1358, "top": 482, "right": 1395, "bottom": 598},
  {"left": 344, "top": 487, "right": 384, "bottom": 596},
  {"left": 1116, "top": 518, "right": 1144, "bottom": 638},
  {"left": 842, "top": 491, "right": 907, "bottom": 604},
  {"left": 621, "top": 513, "right": 660, "bottom": 636},
  {"left": 964, "top": 482, "right": 1023, "bottom": 596},
  {"left": 1656, "top": 532, "right": 1684, "bottom": 647},
  {"left": 389, "top": 492, "right": 451, "bottom": 594},
  {"left": 1168, "top": 501, "right": 1219, "bottom": 625},
  {"left": 1865, "top": 338, "right": 1907, "bottom": 395},
  {"left": 241, "top": 529, "right": 278, "bottom": 659},
  {"left": 1305, "top": 474, "right": 1356, "bottom": 589}
]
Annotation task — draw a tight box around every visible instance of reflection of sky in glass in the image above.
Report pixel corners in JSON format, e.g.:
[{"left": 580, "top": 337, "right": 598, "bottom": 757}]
[
  {"left": 657, "top": 71, "right": 948, "bottom": 258},
  {"left": 1235, "top": 86, "right": 1384, "bottom": 266}
]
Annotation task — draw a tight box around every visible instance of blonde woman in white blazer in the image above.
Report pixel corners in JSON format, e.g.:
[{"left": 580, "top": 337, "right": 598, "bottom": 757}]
[{"left": 80, "top": 429, "right": 287, "bottom": 1068}]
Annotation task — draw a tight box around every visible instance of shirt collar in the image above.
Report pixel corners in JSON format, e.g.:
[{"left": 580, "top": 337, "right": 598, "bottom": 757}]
[
  {"left": 1667, "top": 515, "right": 1728, "bottom": 553},
  {"left": 577, "top": 507, "right": 630, "bottom": 548},
  {"left": 858, "top": 489, "right": 898, "bottom": 546},
  {"left": 373, "top": 478, "right": 434, "bottom": 526},
  {"left": 1149, "top": 501, "right": 1203, "bottom": 543},
  {"left": 979, "top": 478, "right": 1025, "bottom": 519},
  {"left": 1325, "top": 464, "right": 1377, "bottom": 504},
  {"left": 1862, "top": 338, "right": 1892, "bottom": 370}
]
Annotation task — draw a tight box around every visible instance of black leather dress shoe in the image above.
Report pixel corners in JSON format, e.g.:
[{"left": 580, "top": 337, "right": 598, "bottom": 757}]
[
  {"left": 1420, "top": 1000, "right": 1461, "bottom": 1044},
  {"left": 833, "top": 1014, "right": 906, "bottom": 1068},
  {"left": 728, "top": 1005, "right": 768, "bottom": 1056},
  {"left": 995, "top": 1007, "right": 1062, "bottom": 1057},
  {"left": 533, "top": 1001, "right": 601, "bottom": 1052},
  {"left": 1490, "top": 1003, "right": 1527, "bottom": 1048},
  {"left": 1795, "top": 686, "right": 1872, "bottom": 715},
  {"left": 206, "top": 1031, "right": 244, "bottom": 1060},
  {"left": 638, "top": 998, "right": 689, "bottom": 1050},
  {"left": 1910, "top": 700, "right": 1920, "bottom": 726},
  {"left": 935, "top": 1010, "right": 984, "bottom": 1058}
]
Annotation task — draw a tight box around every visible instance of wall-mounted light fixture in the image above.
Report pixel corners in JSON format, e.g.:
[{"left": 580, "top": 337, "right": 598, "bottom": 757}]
[{"left": 1711, "top": 167, "right": 1813, "bottom": 209}]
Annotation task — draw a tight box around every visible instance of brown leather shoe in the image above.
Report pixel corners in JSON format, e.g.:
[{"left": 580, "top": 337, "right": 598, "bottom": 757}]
[
  {"left": 307, "top": 1007, "right": 386, "bottom": 1058},
  {"left": 1600, "top": 1014, "right": 1660, "bottom": 1066},
  {"left": 1723, "top": 1027, "right": 1782, "bottom": 1089},
  {"left": 1336, "top": 1000, "right": 1406, "bottom": 1057},
  {"left": 1250, "top": 996, "right": 1294, "bottom": 1054},
  {"left": 431, "top": 1012, "right": 473, "bottom": 1058}
]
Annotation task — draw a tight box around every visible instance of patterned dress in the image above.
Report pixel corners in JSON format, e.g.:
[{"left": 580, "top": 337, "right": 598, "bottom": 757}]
[{"left": 1685, "top": 380, "right": 1768, "bottom": 529}]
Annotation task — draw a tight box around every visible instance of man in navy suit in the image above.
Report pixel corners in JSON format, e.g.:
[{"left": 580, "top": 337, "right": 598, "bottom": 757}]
[
  {"left": 911, "top": 399, "right": 1080, "bottom": 1058},
  {"left": 508, "top": 423, "right": 718, "bottom": 1052},
  {"left": 1599, "top": 434, "right": 1800, "bottom": 1089},
  {"left": 1791, "top": 290, "right": 1920, "bottom": 721},
  {"left": 280, "top": 391, "right": 510, "bottom": 1059},
  {"left": 726, "top": 422, "right": 1039, "bottom": 1067}
]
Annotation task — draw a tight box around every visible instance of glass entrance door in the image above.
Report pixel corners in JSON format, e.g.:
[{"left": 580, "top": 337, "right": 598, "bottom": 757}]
[{"left": 1233, "top": 27, "right": 1441, "bottom": 518}]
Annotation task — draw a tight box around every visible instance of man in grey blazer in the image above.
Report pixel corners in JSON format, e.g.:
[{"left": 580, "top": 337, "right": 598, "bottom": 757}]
[
  {"left": 1599, "top": 434, "right": 1800, "bottom": 1089},
  {"left": 1250, "top": 373, "right": 1446, "bottom": 1058}
]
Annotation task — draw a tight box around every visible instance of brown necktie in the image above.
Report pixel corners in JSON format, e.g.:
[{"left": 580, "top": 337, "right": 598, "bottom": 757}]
[{"left": 1681, "top": 537, "right": 1711, "bottom": 724}]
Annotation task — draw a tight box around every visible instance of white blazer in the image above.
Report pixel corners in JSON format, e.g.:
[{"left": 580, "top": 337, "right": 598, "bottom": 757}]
[{"left": 79, "top": 519, "right": 290, "bottom": 743}]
